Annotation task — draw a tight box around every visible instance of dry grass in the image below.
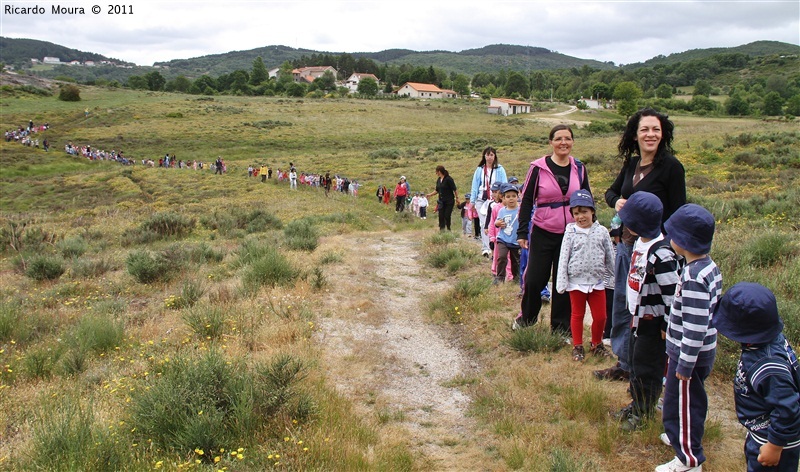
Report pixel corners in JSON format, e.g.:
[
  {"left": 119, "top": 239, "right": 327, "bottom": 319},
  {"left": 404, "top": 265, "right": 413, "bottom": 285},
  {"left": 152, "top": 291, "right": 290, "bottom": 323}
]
[{"left": 1, "top": 86, "right": 798, "bottom": 470}]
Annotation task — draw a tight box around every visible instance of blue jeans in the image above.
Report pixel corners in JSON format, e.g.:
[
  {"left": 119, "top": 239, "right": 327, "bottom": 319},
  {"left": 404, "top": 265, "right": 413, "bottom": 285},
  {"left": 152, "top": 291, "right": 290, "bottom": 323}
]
[{"left": 610, "top": 241, "right": 633, "bottom": 372}]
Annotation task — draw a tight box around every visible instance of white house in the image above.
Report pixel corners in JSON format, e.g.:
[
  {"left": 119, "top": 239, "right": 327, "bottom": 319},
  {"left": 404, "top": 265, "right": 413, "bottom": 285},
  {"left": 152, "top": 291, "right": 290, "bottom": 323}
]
[
  {"left": 292, "top": 66, "right": 338, "bottom": 84},
  {"left": 488, "top": 97, "right": 532, "bottom": 116},
  {"left": 395, "top": 82, "right": 457, "bottom": 99},
  {"left": 42, "top": 57, "right": 61, "bottom": 65},
  {"left": 268, "top": 67, "right": 281, "bottom": 79},
  {"left": 345, "top": 72, "right": 380, "bottom": 93}
]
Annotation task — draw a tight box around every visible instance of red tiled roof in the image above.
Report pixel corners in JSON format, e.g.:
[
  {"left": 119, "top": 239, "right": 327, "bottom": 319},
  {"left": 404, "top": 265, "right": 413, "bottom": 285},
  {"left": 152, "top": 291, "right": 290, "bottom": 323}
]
[
  {"left": 492, "top": 97, "right": 531, "bottom": 106},
  {"left": 402, "top": 82, "right": 444, "bottom": 92}
]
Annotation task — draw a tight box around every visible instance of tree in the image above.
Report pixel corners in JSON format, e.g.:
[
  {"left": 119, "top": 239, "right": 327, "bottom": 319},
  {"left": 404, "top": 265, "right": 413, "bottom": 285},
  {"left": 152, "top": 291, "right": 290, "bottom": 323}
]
[
  {"left": 314, "top": 71, "right": 337, "bottom": 92},
  {"left": 166, "top": 75, "right": 192, "bottom": 93},
  {"left": 725, "top": 92, "right": 750, "bottom": 115},
  {"left": 505, "top": 72, "right": 530, "bottom": 98},
  {"left": 250, "top": 56, "right": 268, "bottom": 86},
  {"left": 655, "top": 83, "right": 673, "bottom": 99},
  {"left": 127, "top": 75, "right": 148, "bottom": 90},
  {"left": 190, "top": 75, "right": 217, "bottom": 94},
  {"left": 58, "top": 84, "right": 81, "bottom": 101},
  {"left": 762, "top": 92, "right": 784, "bottom": 116},
  {"left": 786, "top": 94, "right": 800, "bottom": 116},
  {"left": 286, "top": 82, "right": 306, "bottom": 97},
  {"left": 383, "top": 81, "right": 394, "bottom": 94},
  {"left": 452, "top": 74, "right": 470, "bottom": 97},
  {"left": 145, "top": 71, "right": 165, "bottom": 91},
  {"left": 693, "top": 79, "right": 712, "bottom": 97},
  {"left": 357, "top": 77, "right": 378, "bottom": 97},
  {"left": 591, "top": 82, "right": 610, "bottom": 100},
  {"left": 613, "top": 81, "right": 643, "bottom": 117}
]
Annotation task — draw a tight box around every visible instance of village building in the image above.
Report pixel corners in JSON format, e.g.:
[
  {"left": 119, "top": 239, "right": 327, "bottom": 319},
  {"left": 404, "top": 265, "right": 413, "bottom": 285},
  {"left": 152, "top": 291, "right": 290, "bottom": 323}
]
[
  {"left": 42, "top": 57, "right": 61, "bottom": 65},
  {"left": 395, "top": 82, "right": 457, "bottom": 99},
  {"left": 488, "top": 97, "right": 532, "bottom": 115},
  {"left": 292, "top": 66, "right": 338, "bottom": 84},
  {"left": 344, "top": 72, "right": 380, "bottom": 93}
]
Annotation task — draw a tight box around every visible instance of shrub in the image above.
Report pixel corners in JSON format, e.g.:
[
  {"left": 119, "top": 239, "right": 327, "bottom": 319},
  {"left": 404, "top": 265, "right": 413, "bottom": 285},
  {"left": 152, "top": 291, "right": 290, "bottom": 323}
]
[
  {"left": 165, "top": 279, "right": 205, "bottom": 309},
  {"left": 284, "top": 219, "right": 319, "bottom": 251},
  {"left": 128, "top": 350, "right": 309, "bottom": 458},
  {"left": 504, "top": 324, "right": 565, "bottom": 353},
  {"left": 200, "top": 208, "right": 282, "bottom": 235},
  {"left": 126, "top": 249, "right": 174, "bottom": 283},
  {"left": 58, "top": 84, "right": 81, "bottom": 101},
  {"left": 241, "top": 247, "right": 299, "bottom": 292},
  {"left": 746, "top": 233, "right": 796, "bottom": 267},
  {"left": 28, "top": 395, "right": 124, "bottom": 471},
  {"left": 59, "top": 348, "right": 88, "bottom": 376},
  {"left": 25, "top": 255, "right": 66, "bottom": 281},
  {"left": 71, "top": 257, "right": 114, "bottom": 278},
  {"left": 57, "top": 236, "right": 88, "bottom": 258},
  {"left": 428, "top": 246, "right": 474, "bottom": 271},
  {"left": 23, "top": 345, "right": 61, "bottom": 380},
  {"left": 141, "top": 211, "right": 195, "bottom": 238},
  {"left": 71, "top": 313, "right": 124, "bottom": 353},
  {"left": 182, "top": 305, "right": 226, "bottom": 340}
]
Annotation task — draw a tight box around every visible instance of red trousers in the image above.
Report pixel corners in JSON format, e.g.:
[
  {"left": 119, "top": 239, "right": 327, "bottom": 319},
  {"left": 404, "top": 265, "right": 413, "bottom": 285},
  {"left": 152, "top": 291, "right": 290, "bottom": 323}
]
[{"left": 568, "top": 289, "right": 606, "bottom": 346}]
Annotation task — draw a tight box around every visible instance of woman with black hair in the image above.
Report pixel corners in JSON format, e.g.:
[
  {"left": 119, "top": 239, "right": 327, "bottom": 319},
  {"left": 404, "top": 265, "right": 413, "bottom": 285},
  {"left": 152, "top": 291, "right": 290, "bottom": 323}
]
[
  {"left": 594, "top": 107, "right": 687, "bottom": 381},
  {"left": 469, "top": 147, "right": 508, "bottom": 256},
  {"left": 428, "top": 165, "right": 459, "bottom": 231}
]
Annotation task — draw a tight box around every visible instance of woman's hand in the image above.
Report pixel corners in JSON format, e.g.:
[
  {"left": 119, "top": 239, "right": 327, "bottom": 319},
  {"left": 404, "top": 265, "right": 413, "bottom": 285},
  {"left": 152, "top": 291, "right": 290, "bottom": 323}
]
[
  {"left": 518, "top": 239, "right": 528, "bottom": 250},
  {"left": 615, "top": 198, "right": 627, "bottom": 213},
  {"left": 758, "top": 442, "right": 783, "bottom": 467}
]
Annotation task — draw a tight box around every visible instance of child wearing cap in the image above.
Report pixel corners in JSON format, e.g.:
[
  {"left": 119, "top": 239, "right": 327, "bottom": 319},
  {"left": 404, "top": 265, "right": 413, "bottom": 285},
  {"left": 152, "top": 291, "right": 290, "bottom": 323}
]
[
  {"left": 556, "top": 189, "right": 615, "bottom": 361},
  {"left": 613, "top": 192, "right": 682, "bottom": 433},
  {"left": 659, "top": 203, "right": 722, "bottom": 472},
  {"left": 482, "top": 181, "right": 504, "bottom": 259},
  {"left": 418, "top": 192, "right": 428, "bottom": 219},
  {"left": 493, "top": 183, "right": 521, "bottom": 284},
  {"left": 713, "top": 282, "right": 799, "bottom": 472}
]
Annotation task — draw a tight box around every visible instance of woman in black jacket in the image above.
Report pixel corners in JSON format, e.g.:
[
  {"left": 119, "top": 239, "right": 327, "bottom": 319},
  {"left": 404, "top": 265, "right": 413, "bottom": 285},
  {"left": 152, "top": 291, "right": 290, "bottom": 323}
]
[
  {"left": 595, "top": 108, "right": 687, "bottom": 381},
  {"left": 428, "top": 165, "right": 459, "bottom": 231}
]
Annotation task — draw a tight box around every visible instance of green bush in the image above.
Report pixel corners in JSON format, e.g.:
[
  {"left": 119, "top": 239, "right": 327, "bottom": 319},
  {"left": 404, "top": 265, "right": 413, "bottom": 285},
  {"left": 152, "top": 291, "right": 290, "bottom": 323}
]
[
  {"left": 128, "top": 350, "right": 309, "bottom": 459},
  {"left": 166, "top": 280, "right": 205, "bottom": 309},
  {"left": 58, "top": 84, "right": 81, "bottom": 101},
  {"left": 123, "top": 212, "right": 195, "bottom": 244},
  {"left": 28, "top": 395, "right": 124, "bottom": 471},
  {"left": 71, "top": 313, "right": 124, "bottom": 353},
  {"left": 126, "top": 249, "right": 174, "bottom": 283},
  {"left": 71, "top": 257, "right": 114, "bottom": 278},
  {"left": 428, "top": 246, "right": 474, "bottom": 270},
  {"left": 284, "top": 219, "right": 319, "bottom": 251},
  {"left": 200, "top": 208, "right": 282, "bottom": 235},
  {"left": 241, "top": 247, "right": 299, "bottom": 292},
  {"left": 182, "top": 305, "right": 226, "bottom": 340},
  {"left": 504, "top": 324, "right": 565, "bottom": 353},
  {"left": 57, "top": 236, "right": 88, "bottom": 258},
  {"left": 746, "top": 233, "right": 796, "bottom": 267},
  {"left": 23, "top": 345, "right": 61, "bottom": 380},
  {"left": 0, "top": 302, "right": 20, "bottom": 342},
  {"left": 25, "top": 255, "right": 66, "bottom": 281}
]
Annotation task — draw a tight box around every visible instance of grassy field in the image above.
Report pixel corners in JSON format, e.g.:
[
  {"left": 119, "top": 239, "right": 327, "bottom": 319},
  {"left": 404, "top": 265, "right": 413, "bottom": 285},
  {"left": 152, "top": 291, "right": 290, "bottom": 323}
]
[{"left": 1, "top": 84, "right": 798, "bottom": 471}]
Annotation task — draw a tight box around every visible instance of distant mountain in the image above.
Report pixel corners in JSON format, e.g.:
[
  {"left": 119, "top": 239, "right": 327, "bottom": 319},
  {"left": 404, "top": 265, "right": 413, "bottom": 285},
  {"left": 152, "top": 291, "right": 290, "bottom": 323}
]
[
  {"left": 0, "top": 37, "right": 130, "bottom": 67},
  {"left": 623, "top": 40, "right": 800, "bottom": 69},
  {"left": 153, "top": 43, "right": 616, "bottom": 77}
]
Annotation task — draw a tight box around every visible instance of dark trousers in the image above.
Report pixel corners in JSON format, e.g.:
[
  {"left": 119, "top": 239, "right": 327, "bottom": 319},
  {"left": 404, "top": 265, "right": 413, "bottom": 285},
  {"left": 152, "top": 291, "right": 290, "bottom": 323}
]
[
  {"left": 663, "top": 359, "right": 713, "bottom": 468},
  {"left": 745, "top": 433, "right": 800, "bottom": 472},
  {"left": 420, "top": 206, "right": 427, "bottom": 218},
  {"left": 438, "top": 201, "right": 454, "bottom": 230},
  {"left": 611, "top": 241, "right": 634, "bottom": 371},
  {"left": 261, "top": 174, "right": 266, "bottom": 182},
  {"left": 519, "top": 226, "right": 570, "bottom": 334},
  {"left": 472, "top": 217, "right": 481, "bottom": 238},
  {"left": 629, "top": 318, "right": 667, "bottom": 417},
  {"left": 495, "top": 241, "right": 520, "bottom": 281},
  {"left": 603, "top": 288, "right": 614, "bottom": 339},
  {"left": 396, "top": 196, "right": 406, "bottom": 212}
]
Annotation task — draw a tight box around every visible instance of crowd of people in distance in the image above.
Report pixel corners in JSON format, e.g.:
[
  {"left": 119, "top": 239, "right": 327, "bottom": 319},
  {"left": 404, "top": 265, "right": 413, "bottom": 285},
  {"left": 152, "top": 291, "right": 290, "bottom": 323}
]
[
  {"left": 247, "top": 162, "right": 360, "bottom": 197},
  {"left": 4, "top": 120, "right": 51, "bottom": 151}
]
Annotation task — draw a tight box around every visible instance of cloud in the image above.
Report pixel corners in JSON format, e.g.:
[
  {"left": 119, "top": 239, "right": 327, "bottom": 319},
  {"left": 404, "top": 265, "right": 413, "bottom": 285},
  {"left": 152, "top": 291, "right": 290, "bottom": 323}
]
[{"left": 1, "top": 0, "right": 797, "bottom": 66}]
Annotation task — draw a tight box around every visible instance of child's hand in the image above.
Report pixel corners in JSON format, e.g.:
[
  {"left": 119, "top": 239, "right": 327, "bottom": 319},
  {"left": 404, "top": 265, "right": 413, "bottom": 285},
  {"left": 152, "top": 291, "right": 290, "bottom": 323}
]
[
  {"left": 758, "top": 442, "right": 783, "bottom": 467},
  {"left": 496, "top": 219, "right": 506, "bottom": 228},
  {"left": 676, "top": 372, "right": 690, "bottom": 381}
]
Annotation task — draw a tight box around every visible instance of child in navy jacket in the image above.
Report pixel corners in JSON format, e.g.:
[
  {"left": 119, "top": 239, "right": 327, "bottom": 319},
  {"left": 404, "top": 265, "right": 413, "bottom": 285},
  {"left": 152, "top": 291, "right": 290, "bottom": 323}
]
[{"left": 713, "top": 282, "right": 800, "bottom": 472}]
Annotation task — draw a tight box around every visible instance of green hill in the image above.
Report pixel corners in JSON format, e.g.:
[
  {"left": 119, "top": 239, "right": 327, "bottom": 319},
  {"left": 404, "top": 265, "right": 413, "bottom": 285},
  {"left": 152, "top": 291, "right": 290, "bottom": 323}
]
[
  {"left": 0, "top": 37, "right": 130, "bottom": 68},
  {"left": 624, "top": 40, "right": 800, "bottom": 68}
]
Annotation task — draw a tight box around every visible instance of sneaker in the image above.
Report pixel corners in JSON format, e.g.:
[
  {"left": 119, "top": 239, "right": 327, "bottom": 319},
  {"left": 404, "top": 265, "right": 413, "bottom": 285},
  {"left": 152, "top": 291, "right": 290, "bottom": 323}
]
[
  {"left": 659, "top": 433, "right": 671, "bottom": 446},
  {"left": 657, "top": 397, "right": 664, "bottom": 411},
  {"left": 572, "top": 345, "right": 585, "bottom": 361},
  {"left": 511, "top": 319, "right": 523, "bottom": 331},
  {"left": 654, "top": 457, "right": 702, "bottom": 472},
  {"left": 602, "top": 337, "right": 612, "bottom": 347},
  {"left": 482, "top": 250, "right": 491, "bottom": 258},
  {"left": 593, "top": 363, "right": 630, "bottom": 381},
  {"left": 591, "top": 343, "right": 613, "bottom": 358}
]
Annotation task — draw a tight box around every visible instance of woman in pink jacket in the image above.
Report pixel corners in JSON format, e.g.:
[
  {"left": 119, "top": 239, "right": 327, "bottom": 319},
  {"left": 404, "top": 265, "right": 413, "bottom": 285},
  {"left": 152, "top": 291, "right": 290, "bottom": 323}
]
[{"left": 513, "top": 125, "right": 591, "bottom": 334}]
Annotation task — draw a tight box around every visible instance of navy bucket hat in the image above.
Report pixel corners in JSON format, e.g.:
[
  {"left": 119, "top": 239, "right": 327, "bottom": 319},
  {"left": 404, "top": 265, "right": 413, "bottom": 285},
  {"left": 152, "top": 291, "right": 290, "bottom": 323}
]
[
  {"left": 491, "top": 181, "right": 504, "bottom": 192},
  {"left": 500, "top": 182, "right": 519, "bottom": 194},
  {"left": 713, "top": 282, "right": 783, "bottom": 344},
  {"left": 618, "top": 192, "right": 662, "bottom": 239},
  {"left": 569, "top": 189, "right": 595, "bottom": 209},
  {"left": 665, "top": 204, "right": 715, "bottom": 255}
]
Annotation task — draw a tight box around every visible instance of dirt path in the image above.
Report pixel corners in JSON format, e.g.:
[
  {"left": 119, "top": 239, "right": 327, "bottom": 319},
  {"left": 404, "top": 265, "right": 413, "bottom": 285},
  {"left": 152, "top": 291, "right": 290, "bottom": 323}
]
[{"left": 316, "top": 231, "right": 493, "bottom": 470}]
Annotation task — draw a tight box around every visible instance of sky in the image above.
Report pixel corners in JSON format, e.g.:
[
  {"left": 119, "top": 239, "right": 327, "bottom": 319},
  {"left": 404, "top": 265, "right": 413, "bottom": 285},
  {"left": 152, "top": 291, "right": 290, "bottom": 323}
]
[{"left": 1, "top": 0, "right": 798, "bottom": 67}]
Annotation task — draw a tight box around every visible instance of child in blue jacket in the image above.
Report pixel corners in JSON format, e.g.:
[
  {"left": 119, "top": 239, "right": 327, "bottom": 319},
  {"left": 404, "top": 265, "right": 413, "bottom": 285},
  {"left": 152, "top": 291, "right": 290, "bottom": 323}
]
[{"left": 713, "top": 282, "right": 800, "bottom": 472}]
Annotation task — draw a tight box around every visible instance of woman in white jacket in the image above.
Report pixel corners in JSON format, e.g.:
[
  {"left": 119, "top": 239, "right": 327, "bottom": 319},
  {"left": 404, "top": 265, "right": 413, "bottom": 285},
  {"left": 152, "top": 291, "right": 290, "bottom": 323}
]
[{"left": 469, "top": 147, "right": 507, "bottom": 257}]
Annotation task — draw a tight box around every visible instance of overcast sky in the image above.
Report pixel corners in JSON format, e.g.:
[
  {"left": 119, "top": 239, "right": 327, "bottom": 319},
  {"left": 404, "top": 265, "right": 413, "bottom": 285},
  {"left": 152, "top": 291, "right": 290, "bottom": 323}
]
[{"left": 1, "top": 0, "right": 798, "bottom": 67}]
